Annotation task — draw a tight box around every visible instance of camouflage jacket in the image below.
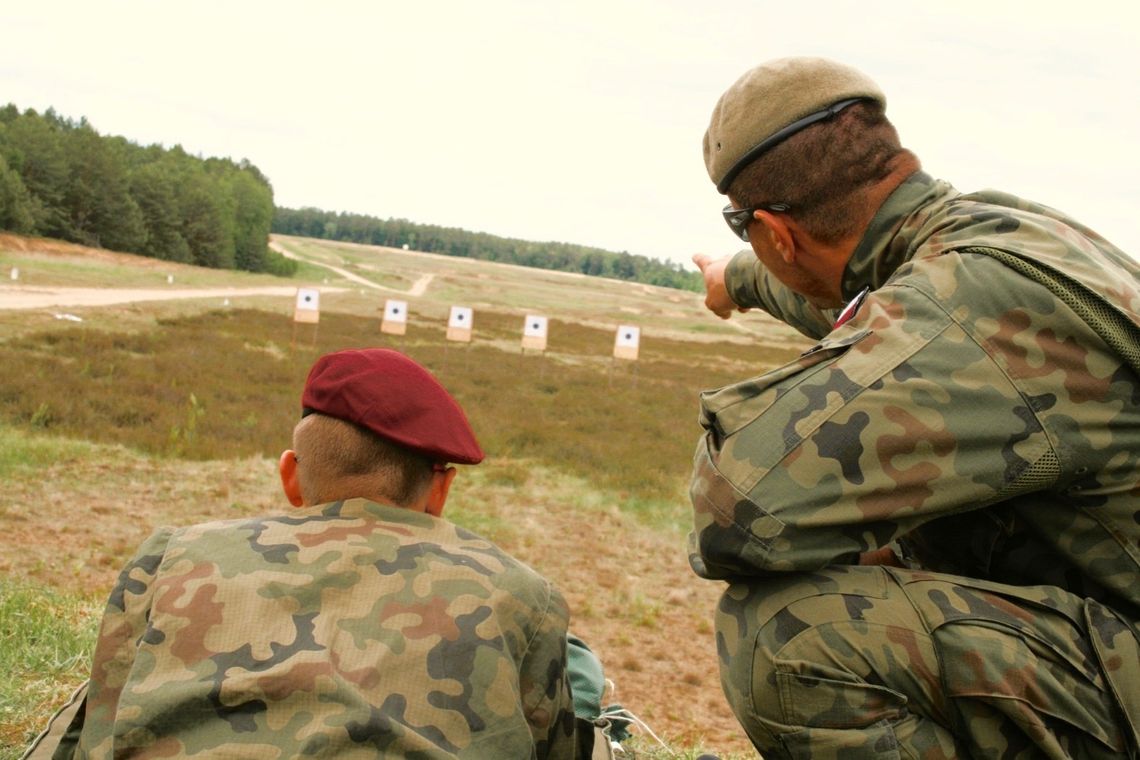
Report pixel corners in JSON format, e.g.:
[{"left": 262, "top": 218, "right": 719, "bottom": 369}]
[
  {"left": 70, "top": 499, "right": 577, "bottom": 759},
  {"left": 690, "top": 171, "right": 1140, "bottom": 624}
]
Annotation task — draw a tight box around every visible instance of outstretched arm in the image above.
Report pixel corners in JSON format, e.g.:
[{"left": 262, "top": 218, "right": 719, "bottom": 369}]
[
  {"left": 693, "top": 251, "right": 837, "bottom": 339},
  {"left": 692, "top": 253, "right": 749, "bottom": 319}
]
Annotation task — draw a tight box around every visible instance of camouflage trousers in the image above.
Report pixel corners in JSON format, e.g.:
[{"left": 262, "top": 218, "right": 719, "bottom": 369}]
[{"left": 715, "top": 566, "right": 1138, "bottom": 759}]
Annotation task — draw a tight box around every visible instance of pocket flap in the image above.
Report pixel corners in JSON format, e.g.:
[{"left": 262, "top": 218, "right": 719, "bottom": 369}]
[{"left": 700, "top": 329, "right": 872, "bottom": 438}]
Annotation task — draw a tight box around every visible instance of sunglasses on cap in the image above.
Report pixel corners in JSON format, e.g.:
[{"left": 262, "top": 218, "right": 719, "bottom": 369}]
[{"left": 721, "top": 202, "right": 790, "bottom": 242}]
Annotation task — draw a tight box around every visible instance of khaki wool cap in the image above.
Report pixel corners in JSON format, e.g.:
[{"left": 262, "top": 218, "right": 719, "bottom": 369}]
[{"left": 704, "top": 57, "right": 886, "bottom": 194}]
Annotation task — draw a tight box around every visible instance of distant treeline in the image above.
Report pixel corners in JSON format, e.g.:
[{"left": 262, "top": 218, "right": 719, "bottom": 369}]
[
  {"left": 0, "top": 103, "right": 698, "bottom": 290},
  {"left": 273, "top": 207, "right": 702, "bottom": 292},
  {"left": 0, "top": 105, "right": 295, "bottom": 276}
]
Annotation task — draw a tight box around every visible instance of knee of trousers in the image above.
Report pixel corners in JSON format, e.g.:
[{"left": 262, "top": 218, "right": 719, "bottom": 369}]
[{"left": 714, "top": 567, "right": 937, "bottom": 741}]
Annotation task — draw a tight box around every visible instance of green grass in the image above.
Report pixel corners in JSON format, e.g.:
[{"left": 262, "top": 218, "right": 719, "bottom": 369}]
[
  {"left": 289, "top": 257, "right": 339, "bottom": 283},
  {"left": 620, "top": 738, "right": 753, "bottom": 759},
  {"left": 0, "top": 426, "right": 102, "bottom": 480},
  {"left": 0, "top": 249, "right": 291, "bottom": 290},
  {"left": 0, "top": 237, "right": 800, "bottom": 756},
  {"left": 0, "top": 580, "right": 100, "bottom": 758},
  {"left": 0, "top": 307, "right": 795, "bottom": 529}
]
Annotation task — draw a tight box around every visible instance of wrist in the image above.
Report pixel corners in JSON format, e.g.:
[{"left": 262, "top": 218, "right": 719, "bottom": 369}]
[{"left": 724, "top": 248, "right": 758, "bottom": 309}]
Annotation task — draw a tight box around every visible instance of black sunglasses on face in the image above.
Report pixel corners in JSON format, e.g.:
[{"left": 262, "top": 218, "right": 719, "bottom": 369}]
[{"left": 722, "top": 202, "right": 790, "bottom": 242}]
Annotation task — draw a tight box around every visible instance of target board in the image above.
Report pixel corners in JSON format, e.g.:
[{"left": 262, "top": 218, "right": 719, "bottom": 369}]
[
  {"left": 613, "top": 324, "right": 640, "bottom": 360},
  {"left": 521, "top": 315, "right": 548, "bottom": 351},
  {"left": 293, "top": 288, "right": 321, "bottom": 324},
  {"left": 446, "top": 306, "right": 473, "bottom": 342},
  {"left": 381, "top": 299, "right": 408, "bottom": 335}
]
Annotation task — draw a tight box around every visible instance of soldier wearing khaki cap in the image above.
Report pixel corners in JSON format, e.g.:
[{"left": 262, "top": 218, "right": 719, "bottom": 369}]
[{"left": 688, "top": 57, "right": 1140, "bottom": 757}]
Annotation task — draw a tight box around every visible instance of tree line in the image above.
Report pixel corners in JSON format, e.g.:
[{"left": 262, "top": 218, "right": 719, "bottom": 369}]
[
  {"left": 0, "top": 105, "right": 293, "bottom": 276},
  {"left": 273, "top": 207, "right": 702, "bottom": 292},
  {"left": 0, "top": 103, "right": 699, "bottom": 291}
]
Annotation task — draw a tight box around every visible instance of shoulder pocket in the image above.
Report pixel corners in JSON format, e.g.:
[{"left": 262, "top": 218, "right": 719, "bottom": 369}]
[{"left": 701, "top": 329, "right": 872, "bottom": 438}]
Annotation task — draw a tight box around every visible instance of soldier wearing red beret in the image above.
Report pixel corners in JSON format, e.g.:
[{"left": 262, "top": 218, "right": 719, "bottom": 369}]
[{"left": 33, "top": 348, "right": 579, "bottom": 759}]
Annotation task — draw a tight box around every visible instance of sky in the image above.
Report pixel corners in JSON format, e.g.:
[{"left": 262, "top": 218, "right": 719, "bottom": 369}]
[{"left": 3, "top": 1, "right": 1138, "bottom": 268}]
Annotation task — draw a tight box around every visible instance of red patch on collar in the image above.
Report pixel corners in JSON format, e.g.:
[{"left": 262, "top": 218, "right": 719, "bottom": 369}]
[{"left": 834, "top": 287, "right": 870, "bottom": 328}]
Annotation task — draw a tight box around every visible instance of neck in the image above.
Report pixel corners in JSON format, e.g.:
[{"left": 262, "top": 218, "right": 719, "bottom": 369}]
[
  {"left": 802, "top": 152, "right": 922, "bottom": 307},
  {"left": 305, "top": 474, "right": 398, "bottom": 509}
]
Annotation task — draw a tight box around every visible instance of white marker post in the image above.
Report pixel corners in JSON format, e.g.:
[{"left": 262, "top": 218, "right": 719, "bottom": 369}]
[
  {"left": 291, "top": 287, "right": 321, "bottom": 351},
  {"left": 381, "top": 299, "right": 408, "bottom": 335},
  {"left": 166, "top": 274, "right": 174, "bottom": 284},
  {"left": 294, "top": 288, "right": 321, "bottom": 324},
  {"left": 446, "top": 306, "right": 473, "bottom": 343},
  {"left": 613, "top": 325, "right": 640, "bottom": 361},
  {"left": 521, "top": 315, "right": 548, "bottom": 352},
  {"left": 10, "top": 267, "right": 18, "bottom": 281}
]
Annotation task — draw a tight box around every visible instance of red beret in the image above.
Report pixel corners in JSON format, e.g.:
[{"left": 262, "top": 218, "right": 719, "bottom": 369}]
[{"left": 301, "top": 348, "right": 484, "bottom": 465}]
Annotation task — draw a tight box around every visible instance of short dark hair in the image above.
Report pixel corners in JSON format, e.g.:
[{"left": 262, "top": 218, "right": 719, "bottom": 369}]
[
  {"left": 294, "top": 414, "right": 434, "bottom": 507},
  {"left": 728, "top": 101, "right": 909, "bottom": 244}
]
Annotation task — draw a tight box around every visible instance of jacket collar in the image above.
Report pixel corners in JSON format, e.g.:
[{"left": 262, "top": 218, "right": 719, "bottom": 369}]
[{"left": 840, "top": 171, "right": 956, "bottom": 301}]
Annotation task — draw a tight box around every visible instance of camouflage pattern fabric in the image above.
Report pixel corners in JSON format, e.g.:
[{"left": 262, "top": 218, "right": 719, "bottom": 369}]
[
  {"left": 716, "top": 565, "right": 1137, "bottom": 759},
  {"left": 64, "top": 498, "right": 577, "bottom": 759},
  {"left": 690, "top": 171, "right": 1140, "bottom": 757}
]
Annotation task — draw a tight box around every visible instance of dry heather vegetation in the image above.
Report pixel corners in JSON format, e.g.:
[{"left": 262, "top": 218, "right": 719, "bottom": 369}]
[{"left": 0, "top": 234, "right": 809, "bottom": 759}]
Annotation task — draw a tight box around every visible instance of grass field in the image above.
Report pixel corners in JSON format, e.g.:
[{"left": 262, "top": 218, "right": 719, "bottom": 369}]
[{"left": 0, "top": 233, "right": 809, "bottom": 758}]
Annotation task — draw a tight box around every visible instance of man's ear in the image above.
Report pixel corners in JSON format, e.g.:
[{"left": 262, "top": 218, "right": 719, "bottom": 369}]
[
  {"left": 278, "top": 450, "right": 305, "bottom": 507},
  {"left": 755, "top": 209, "right": 797, "bottom": 264},
  {"left": 424, "top": 467, "right": 457, "bottom": 518}
]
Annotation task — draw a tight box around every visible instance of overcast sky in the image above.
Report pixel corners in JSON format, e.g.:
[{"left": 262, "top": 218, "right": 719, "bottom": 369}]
[{"left": 3, "top": 1, "right": 1137, "bottom": 268}]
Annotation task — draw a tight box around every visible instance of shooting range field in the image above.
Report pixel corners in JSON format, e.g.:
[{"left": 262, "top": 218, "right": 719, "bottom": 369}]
[{"left": 0, "top": 233, "right": 812, "bottom": 759}]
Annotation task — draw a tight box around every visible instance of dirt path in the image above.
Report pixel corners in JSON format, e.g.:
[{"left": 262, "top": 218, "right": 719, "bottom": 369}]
[
  {"left": 269, "top": 240, "right": 435, "bottom": 296},
  {"left": 505, "top": 502, "right": 749, "bottom": 755}
]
